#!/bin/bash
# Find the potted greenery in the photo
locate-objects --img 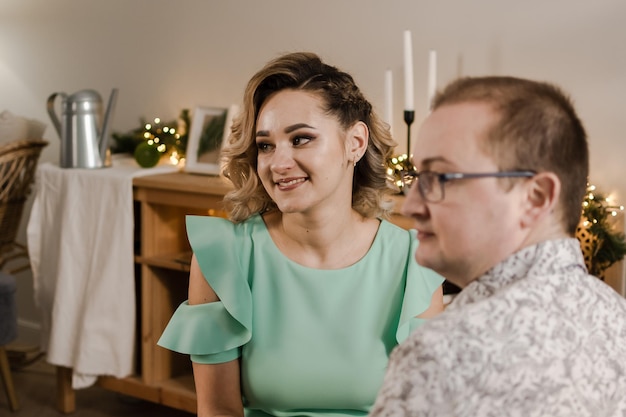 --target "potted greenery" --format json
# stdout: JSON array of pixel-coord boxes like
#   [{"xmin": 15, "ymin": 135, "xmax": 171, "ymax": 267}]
[{"xmin": 576, "ymin": 185, "xmax": 626, "ymax": 279}]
